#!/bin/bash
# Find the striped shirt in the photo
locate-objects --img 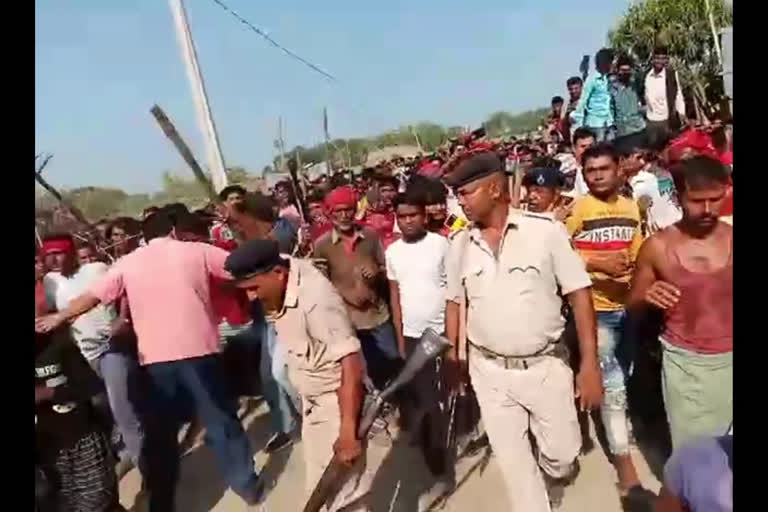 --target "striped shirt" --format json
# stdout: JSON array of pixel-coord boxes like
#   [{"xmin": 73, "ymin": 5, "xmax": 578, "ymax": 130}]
[{"xmin": 566, "ymin": 194, "xmax": 643, "ymax": 311}]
